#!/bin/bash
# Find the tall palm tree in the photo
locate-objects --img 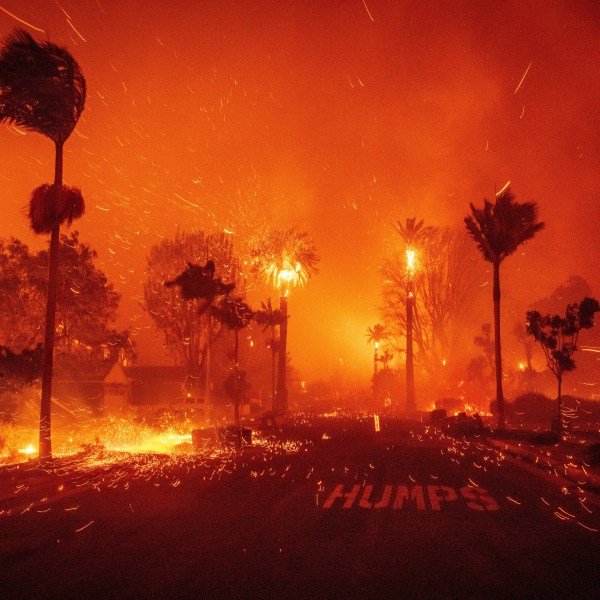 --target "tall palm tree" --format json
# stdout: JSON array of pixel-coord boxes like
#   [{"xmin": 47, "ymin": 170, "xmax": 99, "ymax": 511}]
[
  {"xmin": 251, "ymin": 228, "xmax": 319, "ymax": 413},
  {"xmin": 0, "ymin": 29, "xmax": 86, "ymax": 460},
  {"xmin": 465, "ymin": 188, "xmax": 544, "ymax": 429},
  {"xmin": 394, "ymin": 218, "xmax": 433, "ymax": 413},
  {"xmin": 254, "ymin": 299, "xmax": 284, "ymax": 416}
]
